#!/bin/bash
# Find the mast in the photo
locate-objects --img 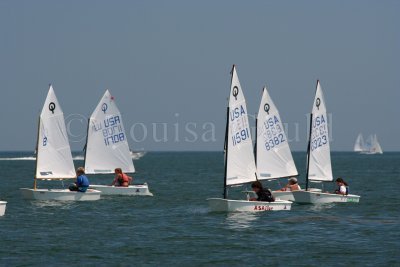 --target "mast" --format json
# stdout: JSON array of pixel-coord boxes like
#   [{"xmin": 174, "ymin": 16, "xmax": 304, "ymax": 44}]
[
  {"xmin": 305, "ymin": 80, "xmax": 319, "ymax": 191},
  {"xmin": 223, "ymin": 106, "xmax": 229, "ymax": 199},
  {"xmin": 305, "ymin": 113, "xmax": 313, "ymax": 191},
  {"xmin": 254, "ymin": 116, "xmax": 257, "ymax": 166},
  {"xmin": 254, "ymin": 115, "xmax": 259, "ymax": 182},
  {"xmin": 33, "ymin": 116, "xmax": 41, "ymax": 190},
  {"xmin": 223, "ymin": 65, "xmax": 235, "ymax": 199},
  {"xmin": 83, "ymin": 118, "xmax": 90, "ymax": 169}
]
